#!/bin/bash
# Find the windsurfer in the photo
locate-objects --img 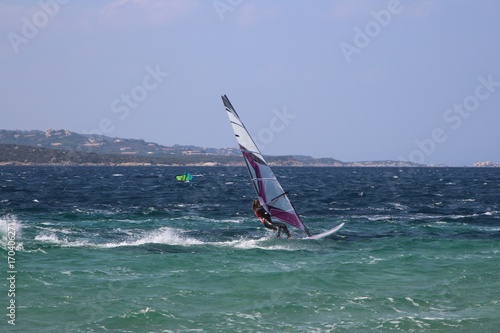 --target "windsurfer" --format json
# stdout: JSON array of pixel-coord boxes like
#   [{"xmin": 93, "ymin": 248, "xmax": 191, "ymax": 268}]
[{"xmin": 252, "ymin": 199, "xmax": 291, "ymax": 238}]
